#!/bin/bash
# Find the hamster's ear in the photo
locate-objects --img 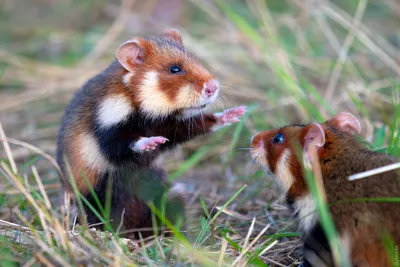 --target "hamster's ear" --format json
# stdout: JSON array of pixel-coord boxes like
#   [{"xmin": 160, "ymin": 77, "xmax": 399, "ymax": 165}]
[
  {"xmin": 303, "ymin": 123, "xmax": 325, "ymax": 160},
  {"xmin": 328, "ymin": 112, "xmax": 361, "ymax": 135},
  {"xmin": 116, "ymin": 38, "xmax": 145, "ymax": 72},
  {"xmin": 162, "ymin": 28, "xmax": 183, "ymax": 45}
]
